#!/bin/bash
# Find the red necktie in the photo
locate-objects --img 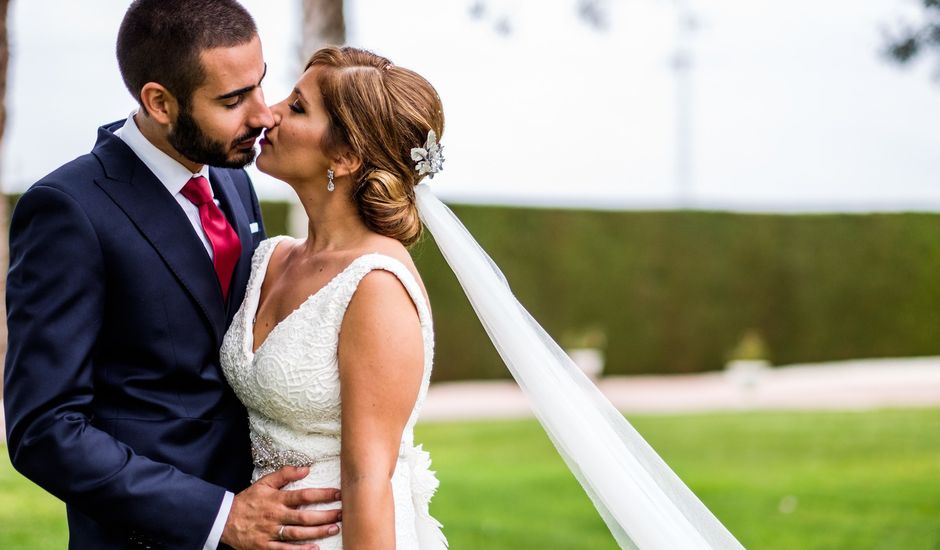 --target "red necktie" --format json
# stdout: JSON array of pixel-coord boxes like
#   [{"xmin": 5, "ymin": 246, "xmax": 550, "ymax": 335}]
[{"xmin": 181, "ymin": 176, "xmax": 242, "ymax": 301}]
